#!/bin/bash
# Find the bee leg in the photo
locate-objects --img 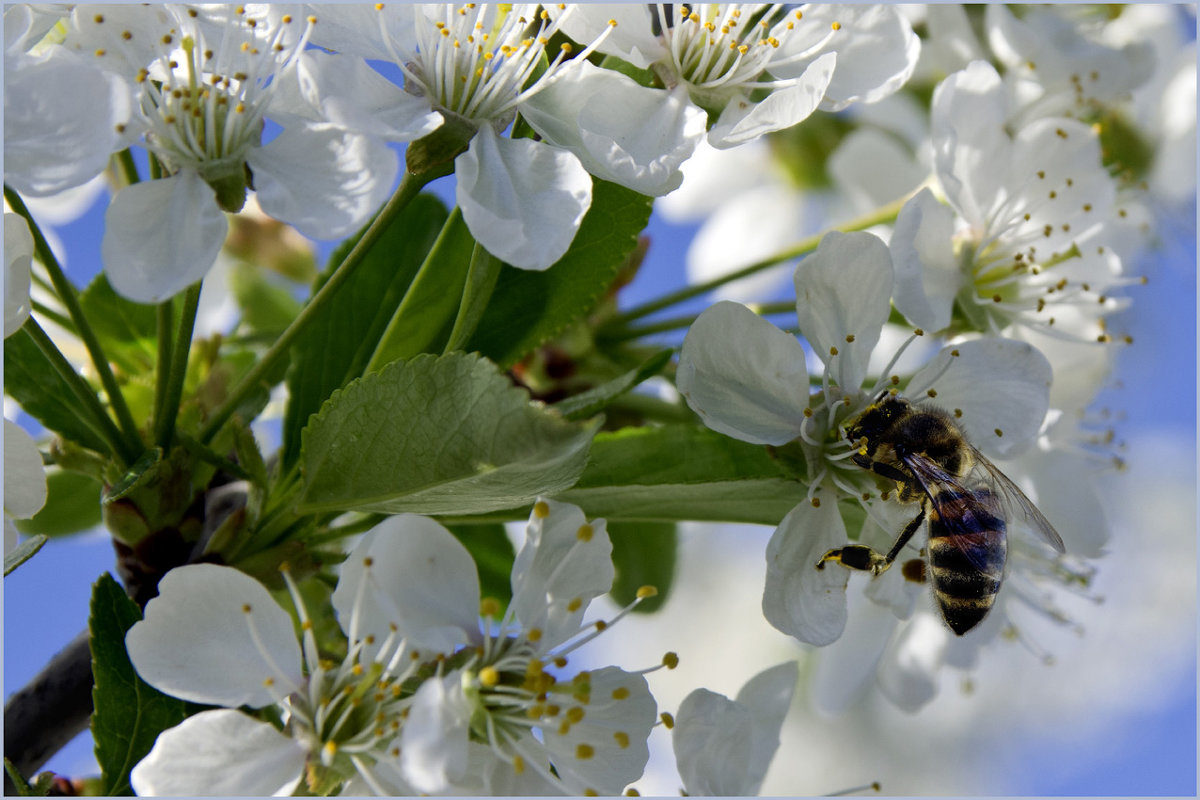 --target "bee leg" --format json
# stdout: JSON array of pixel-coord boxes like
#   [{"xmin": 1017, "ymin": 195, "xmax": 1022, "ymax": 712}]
[{"xmin": 815, "ymin": 506, "xmax": 927, "ymax": 577}]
